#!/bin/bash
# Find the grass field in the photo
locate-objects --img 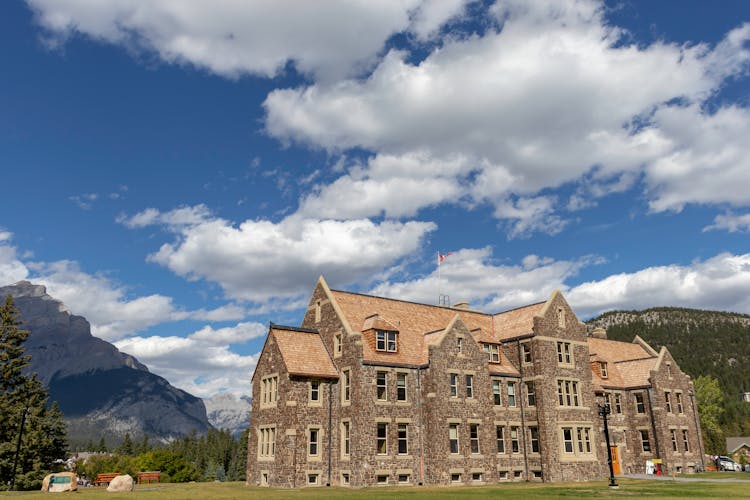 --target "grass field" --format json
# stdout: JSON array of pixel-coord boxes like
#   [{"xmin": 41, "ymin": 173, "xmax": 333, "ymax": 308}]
[{"xmin": 2, "ymin": 477, "xmax": 750, "ymax": 500}]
